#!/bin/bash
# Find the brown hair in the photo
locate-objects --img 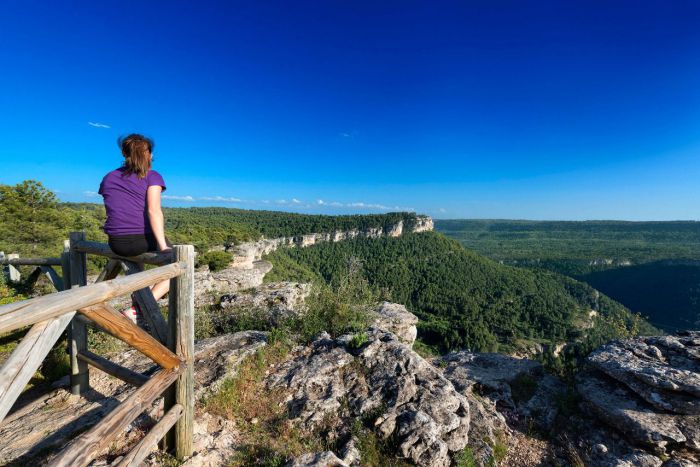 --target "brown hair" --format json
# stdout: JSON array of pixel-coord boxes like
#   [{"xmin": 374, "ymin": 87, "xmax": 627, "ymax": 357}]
[{"xmin": 118, "ymin": 134, "xmax": 154, "ymax": 179}]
